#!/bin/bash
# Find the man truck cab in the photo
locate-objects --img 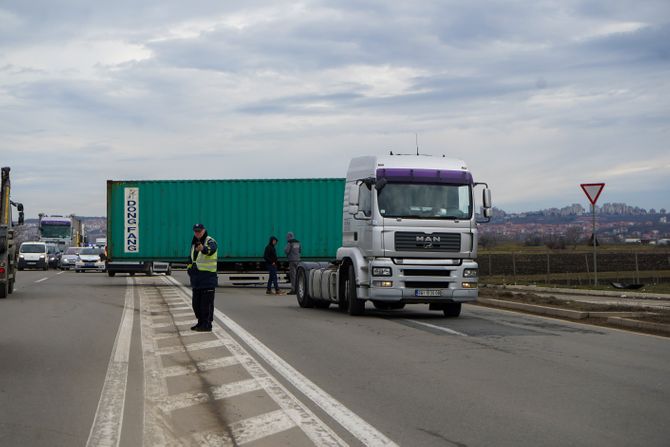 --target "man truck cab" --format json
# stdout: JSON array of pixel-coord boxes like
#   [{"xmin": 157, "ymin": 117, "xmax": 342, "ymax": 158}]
[{"xmin": 295, "ymin": 154, "xmax": 491, "ymax": 317}]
